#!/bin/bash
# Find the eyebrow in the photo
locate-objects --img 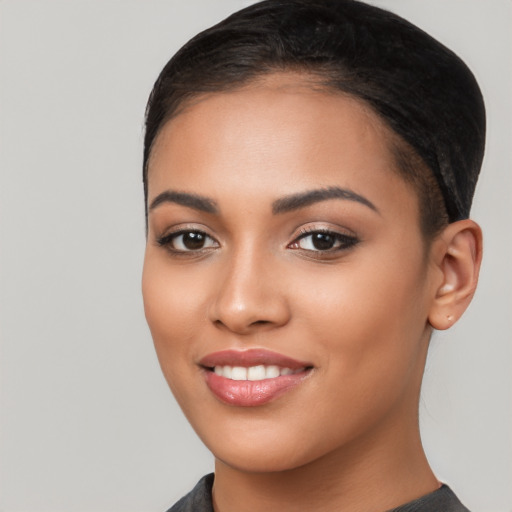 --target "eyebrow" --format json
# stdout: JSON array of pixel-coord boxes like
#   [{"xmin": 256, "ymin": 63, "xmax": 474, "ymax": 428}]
[
  {"xmin": 149, "ymin": 190, "xmax": 218, "ymax": 214},
  {"xmin": 272, "ymin": 186, "xmax": 378, "ymax": 214}
]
